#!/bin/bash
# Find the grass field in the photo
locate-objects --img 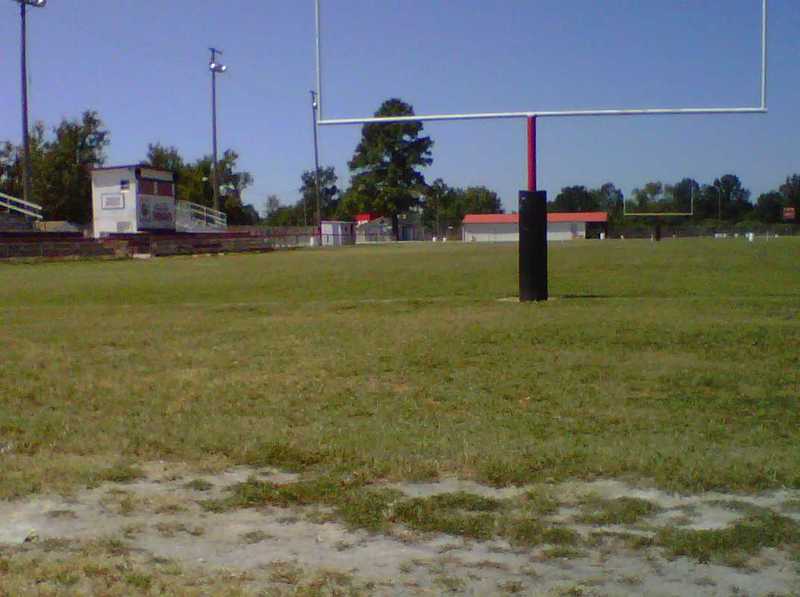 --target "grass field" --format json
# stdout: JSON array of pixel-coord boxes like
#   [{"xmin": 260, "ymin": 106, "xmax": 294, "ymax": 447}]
[{"xmin": 1, "ymin": 239, "xmax": 799, "ymax": 499}]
